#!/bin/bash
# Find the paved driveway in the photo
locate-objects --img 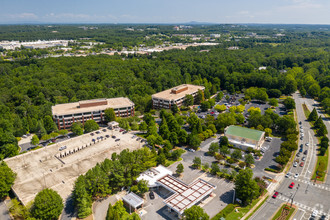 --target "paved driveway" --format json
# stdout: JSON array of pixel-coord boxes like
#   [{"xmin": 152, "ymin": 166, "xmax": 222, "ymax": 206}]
[{"xmin": 0, "ymin": 200, "xmax": 10, "ymax": 220}]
